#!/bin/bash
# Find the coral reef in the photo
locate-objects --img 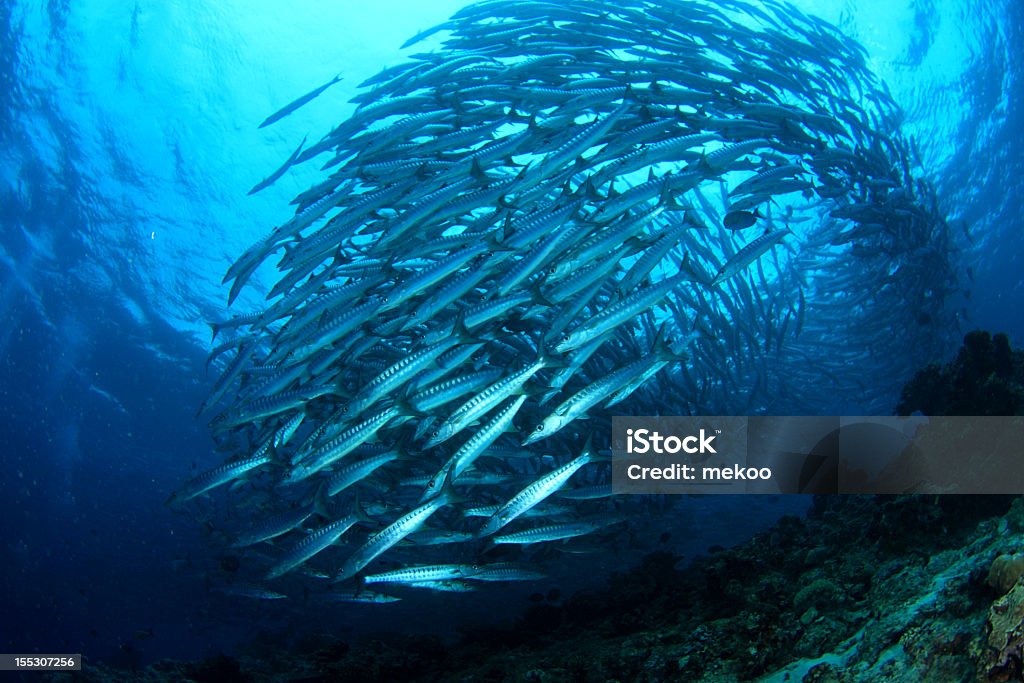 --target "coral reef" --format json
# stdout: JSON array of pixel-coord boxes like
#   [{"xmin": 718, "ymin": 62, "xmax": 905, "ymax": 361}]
[
  {"xmin": 46, "ymin": 495, "xmax": 1022, "ymax": 683},
  {"xmin": 983, "ymin": 581, "xmax": 1024, "ymax": 682},
  {"xmin": 898, "ymin": 330, "xmax": 1024, "ymax": 416},
  {"xmin": 988, "ymin": 554, "xmax": 1024, "ymax": 595}
]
